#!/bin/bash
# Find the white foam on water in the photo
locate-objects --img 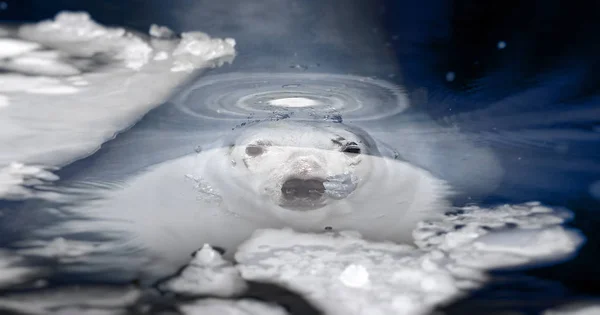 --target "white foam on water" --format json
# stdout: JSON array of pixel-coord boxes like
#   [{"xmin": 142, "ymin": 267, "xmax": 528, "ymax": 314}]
[{"xmin": 235, "ymin": 229, "xmax": 459, "ymax": 315}]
